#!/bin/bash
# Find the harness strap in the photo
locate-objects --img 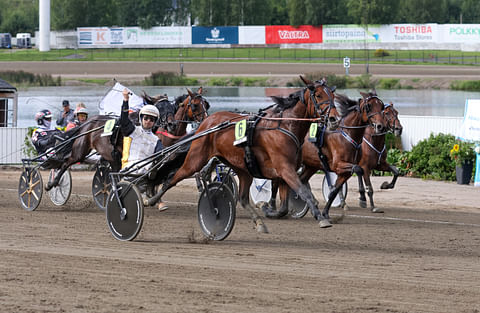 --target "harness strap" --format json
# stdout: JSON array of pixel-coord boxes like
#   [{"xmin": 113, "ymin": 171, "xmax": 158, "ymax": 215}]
[
  {"xmin": 363, "ymin": 136, "xmax": 386, "ymax": 165},
  {"xmin": 156, "ymin": 129, "xmax": 182, "ymax": 139},
  {"xmin": 340, "ymin": 129, "xmax": 362, "ymax": 162}
]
